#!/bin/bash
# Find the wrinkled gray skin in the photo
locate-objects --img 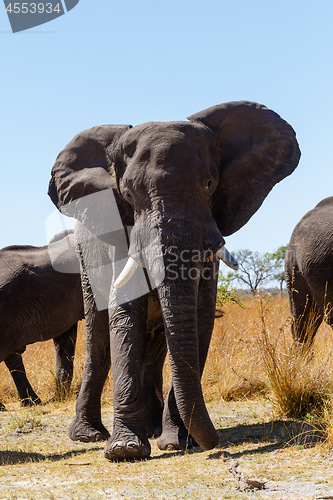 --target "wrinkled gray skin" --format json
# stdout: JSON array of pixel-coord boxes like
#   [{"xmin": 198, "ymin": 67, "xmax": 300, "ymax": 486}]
[
  {"xmin": 285, "ymin": 197, "xmax": 333, "ymax": 345},
  {"xmin": 0, "ymin": 230, "xmax": 84, "ymax": 408},
  {"xmin": 48, "ymin": 101, "xmax": 300, "ymax": 460}
]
